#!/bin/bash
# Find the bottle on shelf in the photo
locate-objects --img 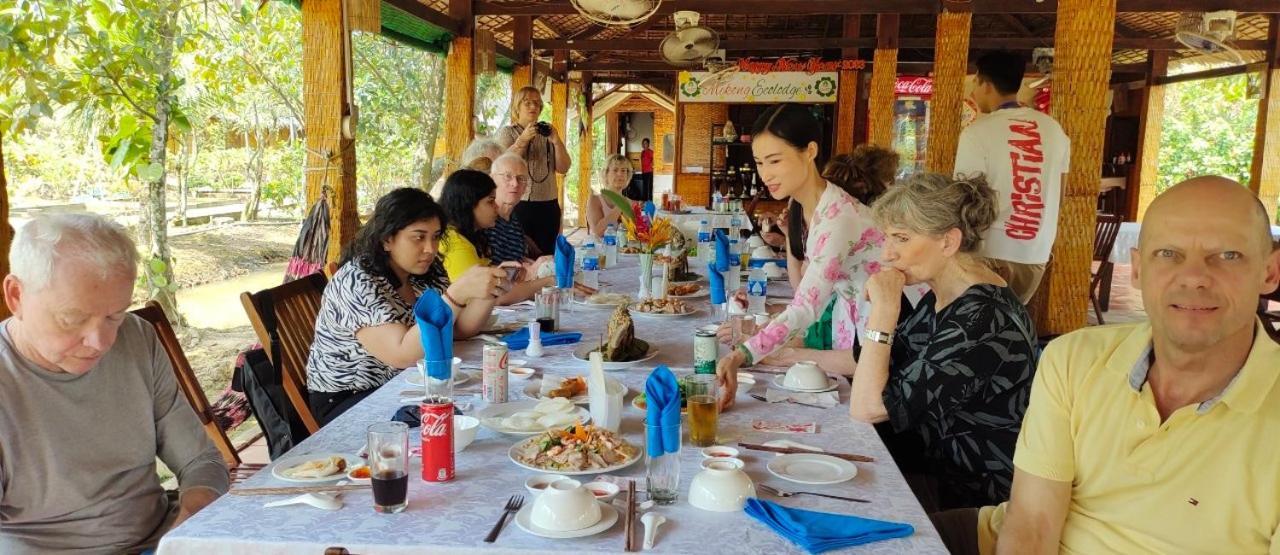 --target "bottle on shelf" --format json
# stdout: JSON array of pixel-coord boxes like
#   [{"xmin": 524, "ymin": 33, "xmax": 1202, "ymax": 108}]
[{"xmin": 725, "ymin": 166, "xmax": 739, "ymax": 201}]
